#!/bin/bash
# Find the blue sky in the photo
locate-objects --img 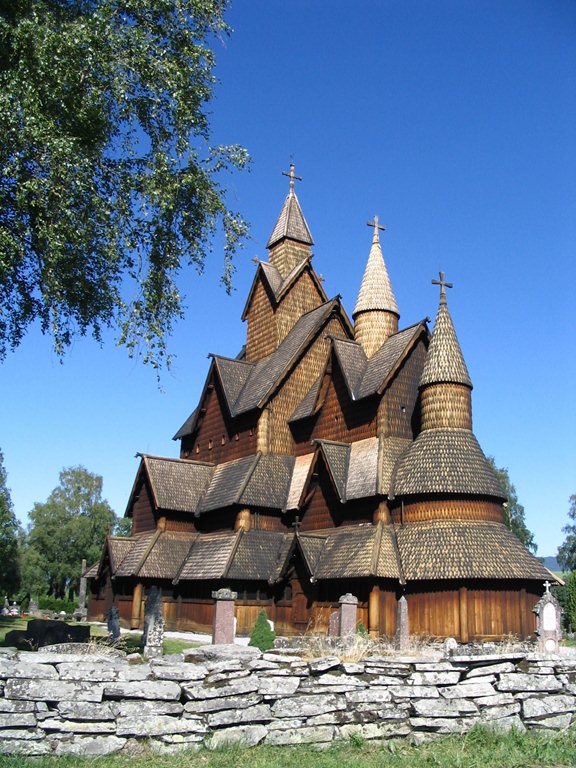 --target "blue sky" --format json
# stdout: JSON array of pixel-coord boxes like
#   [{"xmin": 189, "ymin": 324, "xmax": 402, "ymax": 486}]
[{"xmin": 1, "ymin": 0, "xmax": 574, "ymax": 558}]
